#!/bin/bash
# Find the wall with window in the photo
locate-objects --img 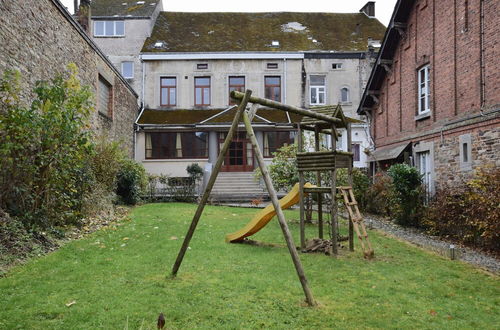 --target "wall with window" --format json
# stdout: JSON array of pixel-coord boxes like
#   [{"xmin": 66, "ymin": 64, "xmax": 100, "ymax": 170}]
[
  {"xmin": 136, "ymin": 131, "xmax": 209, "ymax": 177},
  {"xmin": 0, "ymin": 0, "xmax": 138, "ymax": 157},
  {"xmin": 91, "ymin": 4, "xmax": 162, "ymax": 97},
  {"xmin": 143, "ymin": 59, "xmax": 304, "ymax": 109}
]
